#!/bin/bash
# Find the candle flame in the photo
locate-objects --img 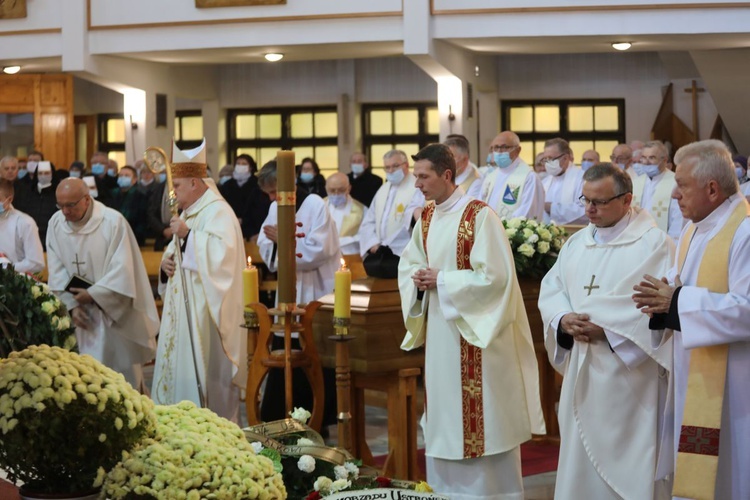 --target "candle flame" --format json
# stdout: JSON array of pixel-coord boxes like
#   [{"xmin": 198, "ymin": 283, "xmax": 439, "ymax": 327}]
[
  {"xmin": 247, "ymin": 256, "xmax": 252, "ymax": 267},
  {"xmin": 340, "ymin": 257, "xmax": 347, "ymax": 270}
]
